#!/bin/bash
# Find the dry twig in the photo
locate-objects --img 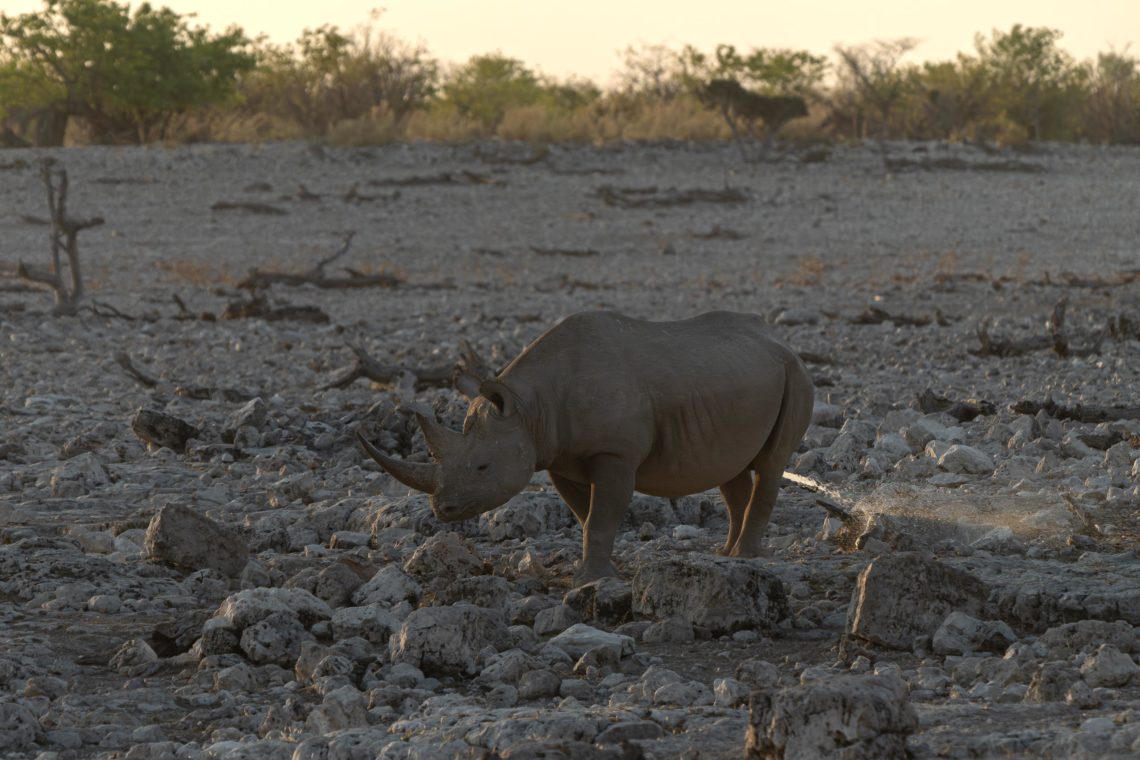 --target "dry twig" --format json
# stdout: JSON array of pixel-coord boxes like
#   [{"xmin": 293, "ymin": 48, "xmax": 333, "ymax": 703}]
[
  {"xmin": 16, "ymin": 160, "xmax": 104, "ymax": 315},
  {"xmin": 324, "ymin": 345, "xmax": 454, "ymax": 391},
  {"xmin": 237, "ymin": 233, "xmax": 402, "ymax": 291}
]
